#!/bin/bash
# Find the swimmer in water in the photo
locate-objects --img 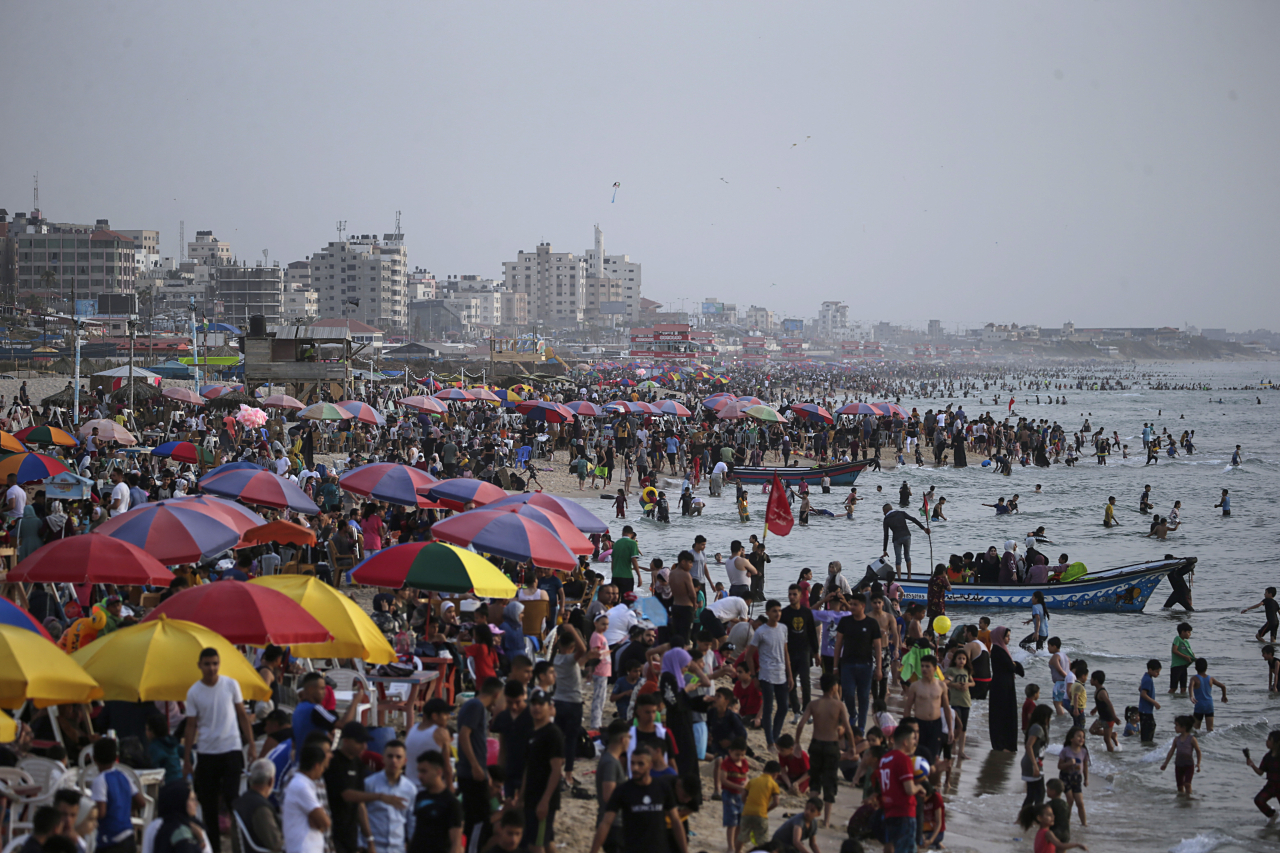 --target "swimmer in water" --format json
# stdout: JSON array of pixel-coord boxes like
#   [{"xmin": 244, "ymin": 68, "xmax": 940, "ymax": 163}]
[{"xmin": 1103, "ymin": 496, "xmax": 1119, "ymax": 528}]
